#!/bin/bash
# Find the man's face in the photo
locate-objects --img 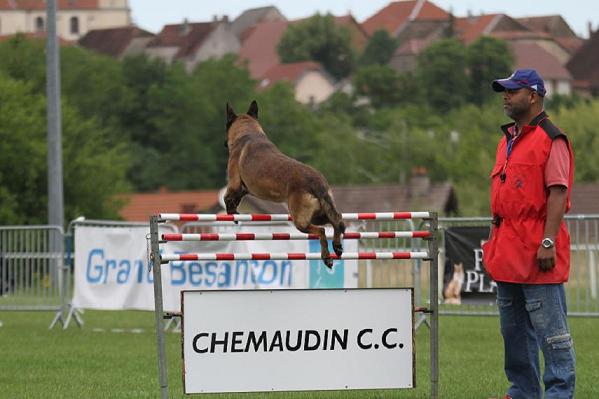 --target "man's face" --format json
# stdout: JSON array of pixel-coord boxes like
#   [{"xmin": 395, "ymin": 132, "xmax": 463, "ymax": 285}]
[{"xmin": 502, "ymin": 88, "xmax": 535, "ymax": 120}]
